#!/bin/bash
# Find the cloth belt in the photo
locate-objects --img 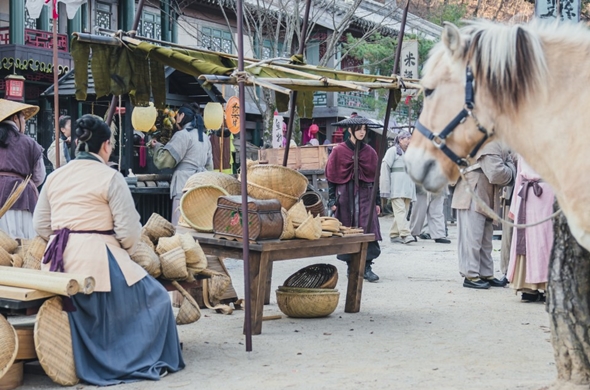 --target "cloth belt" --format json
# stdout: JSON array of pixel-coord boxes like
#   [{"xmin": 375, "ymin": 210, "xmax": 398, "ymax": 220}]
[
  {"xmin": 43, "ymin": 228, "xmax": 115, "ymax": 273},
  {"xmin": 462, "ymin": 162, "xmax": 481, "ymax": 174}
]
